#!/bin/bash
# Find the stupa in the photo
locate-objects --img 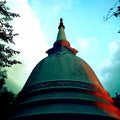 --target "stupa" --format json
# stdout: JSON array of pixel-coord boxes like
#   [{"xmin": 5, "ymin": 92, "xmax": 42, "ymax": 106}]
[{"xmin": 9, "ymin": 18, "xmax": 120, "ymax": 120}]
